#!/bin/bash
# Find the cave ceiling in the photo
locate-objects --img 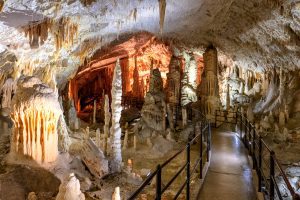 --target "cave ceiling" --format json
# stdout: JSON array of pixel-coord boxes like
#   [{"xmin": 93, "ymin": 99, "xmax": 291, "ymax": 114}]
[{"xmin": 0, "ymin": 0, "xmax": 299, "ymax": 75}]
